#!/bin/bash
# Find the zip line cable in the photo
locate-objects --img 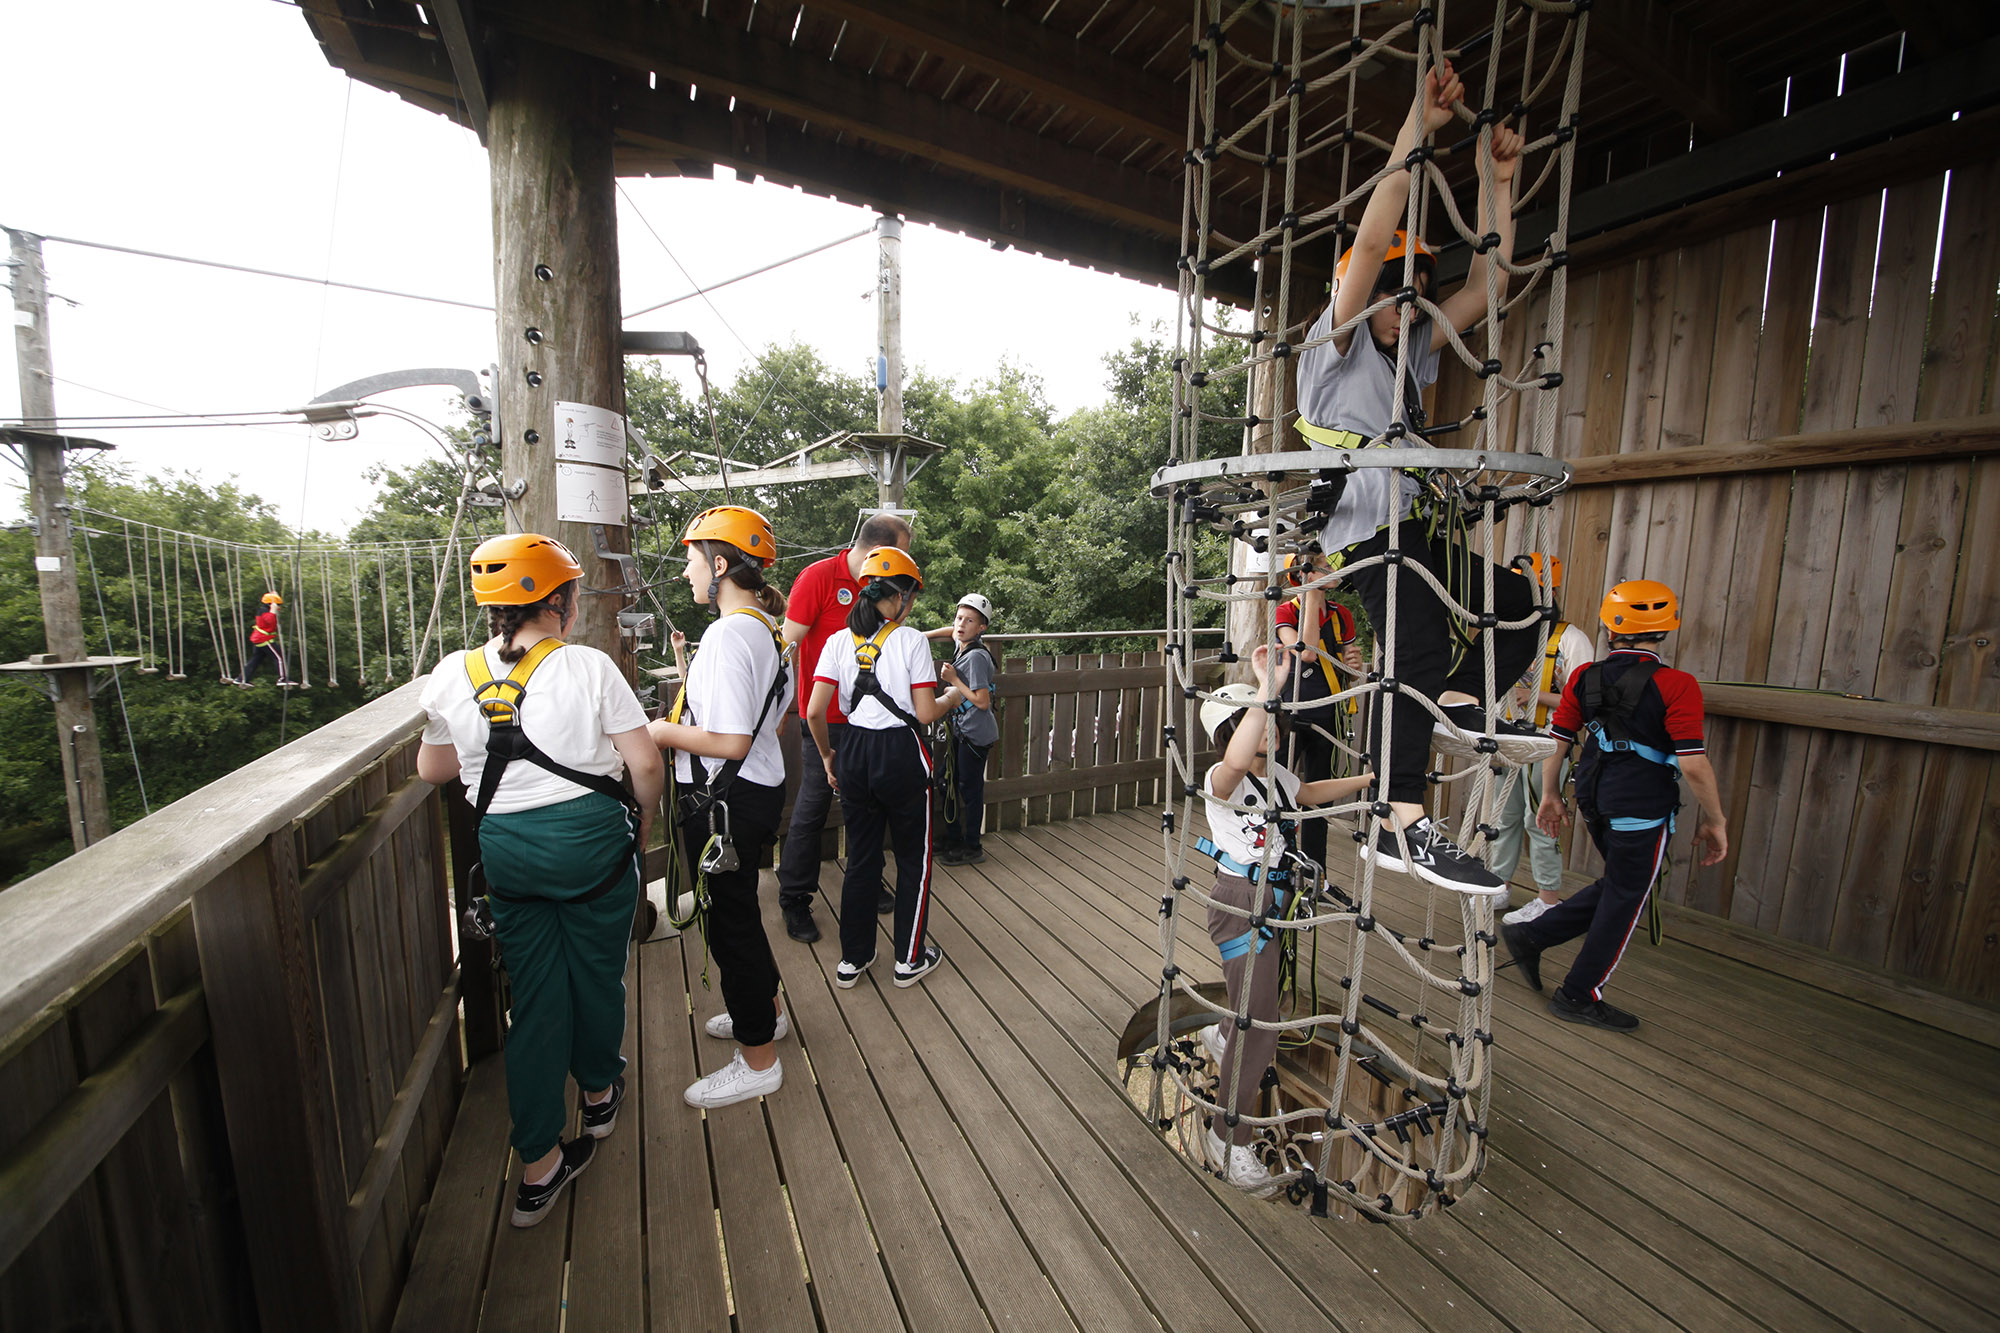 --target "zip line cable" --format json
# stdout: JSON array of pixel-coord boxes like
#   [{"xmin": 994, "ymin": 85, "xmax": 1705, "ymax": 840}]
[{"xmin": 622, "ymin": 225, "xmax": 874, "ymax": 320}]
